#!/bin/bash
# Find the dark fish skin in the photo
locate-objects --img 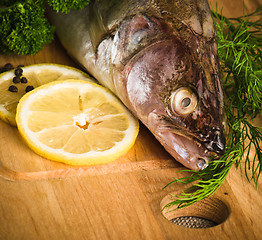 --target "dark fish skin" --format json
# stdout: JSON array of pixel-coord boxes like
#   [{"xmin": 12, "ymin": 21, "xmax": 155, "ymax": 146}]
[{"xmin": 47, "ymin": 0, "xmax": 226, "ymax": 171}]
